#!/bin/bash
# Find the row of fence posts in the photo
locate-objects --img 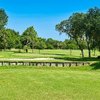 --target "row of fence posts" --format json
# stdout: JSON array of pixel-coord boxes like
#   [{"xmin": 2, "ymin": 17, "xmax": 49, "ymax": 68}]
[{"xmin": 0, "ymin": 61, "xmax": 90, "ymax": 67}]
